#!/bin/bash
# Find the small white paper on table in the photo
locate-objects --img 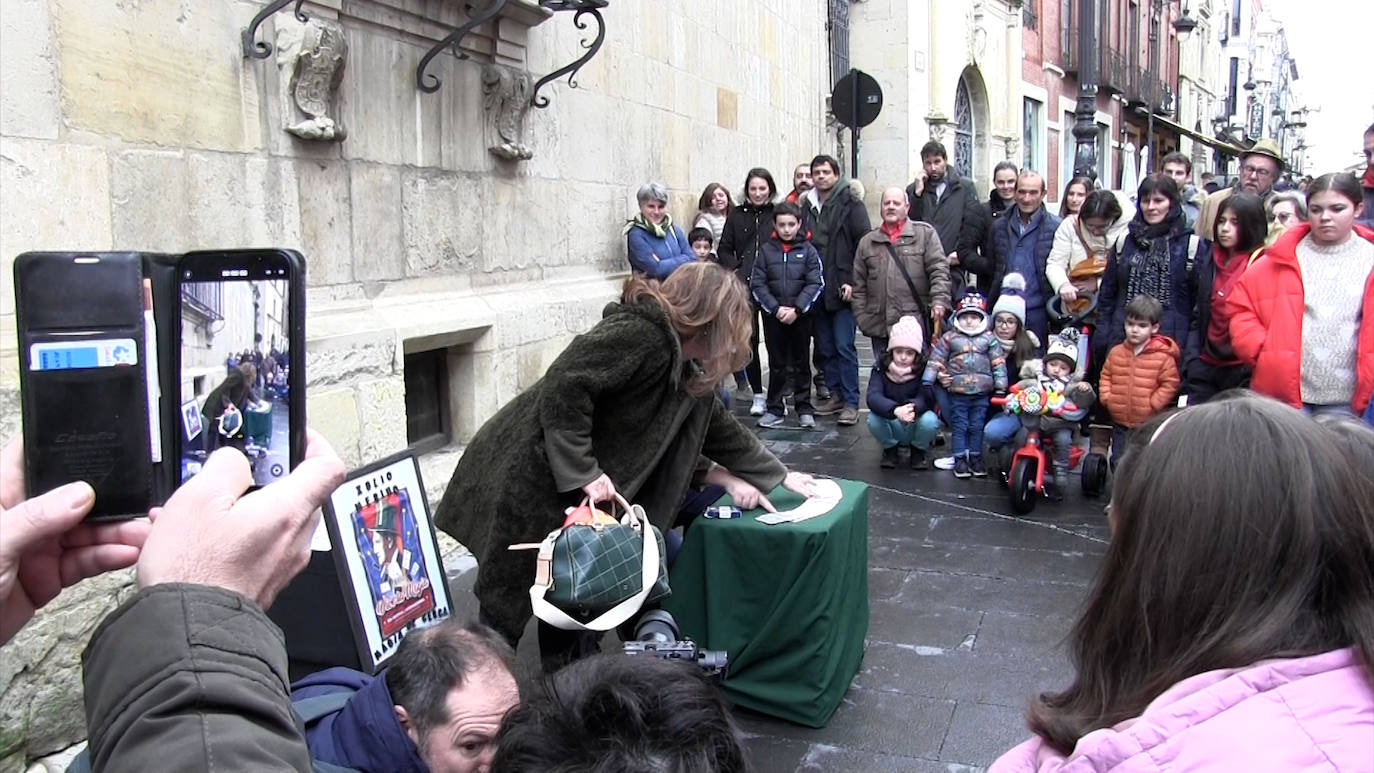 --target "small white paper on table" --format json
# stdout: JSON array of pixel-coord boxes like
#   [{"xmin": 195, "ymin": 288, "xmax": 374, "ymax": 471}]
[{"xmin": 755, "ymin": 479, "xmax": 843, "ymax": 524}]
